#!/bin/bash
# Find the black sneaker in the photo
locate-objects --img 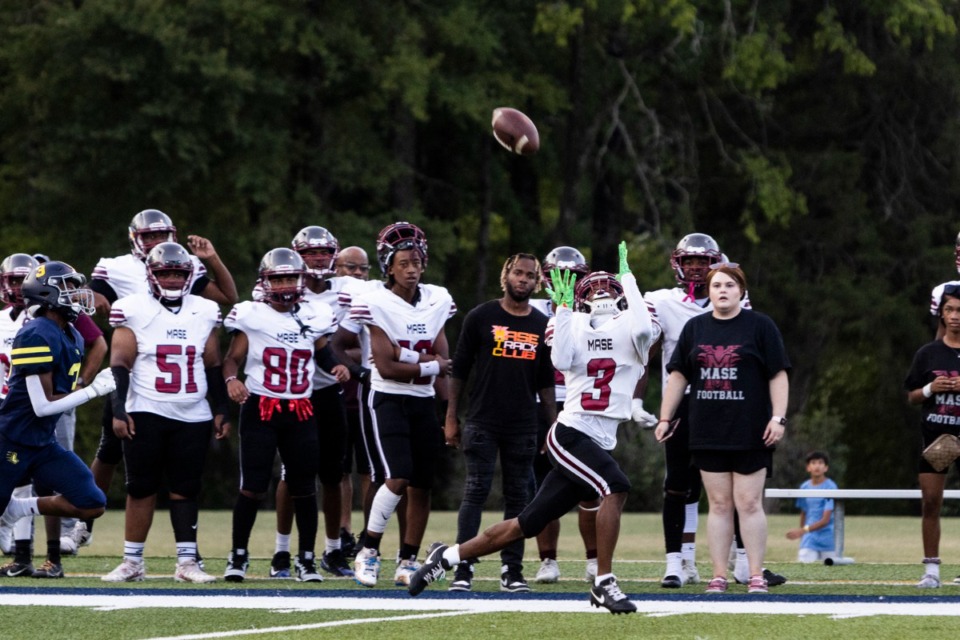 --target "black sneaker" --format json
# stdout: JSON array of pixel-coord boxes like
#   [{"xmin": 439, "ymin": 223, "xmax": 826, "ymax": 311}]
[
  {"xmin": 448, "ymin": 561, "xmax": 473, "ymax": 592},
  {"xmin": 224, "ymin": 550, "xmax": 249, "ymax": 583},
  {"xmin": 32, "ymin": 560, "xmax": 63, "ymax": 579},
  {"xmin": 320, "ymin": 549, "xmax": 355, "ymax": 577},
  {"xmin": 763, "ymin": 568, "xmax": 787, "ymax": 587},
  {"xmin": 590, "ymin": 576, "xmax": 636, "ymax": 614},
  {"xmin": 294, "ymin": 553, "xmax": 323, "ymax": 582},
  {"xmin": 339, "ymin": 528, "xmax": 358, "ymax": 558},
  {"xmin": 660, "ymin": 573, "xmax": 682, "ymax": 589},
  {"xmin": 500, "ymin": 567, "xmax": 531, "ymax": 593},
  {"xmin": 0, "ymin": 561, "xmax": 33, "ymax": 577},
  {"xmin": 270, "ymin": 551, "xmax": 291, "ymax": 578},
  {"xmin": 408, "ymin": 542, "xmax": 450, "ymax": 596}
]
